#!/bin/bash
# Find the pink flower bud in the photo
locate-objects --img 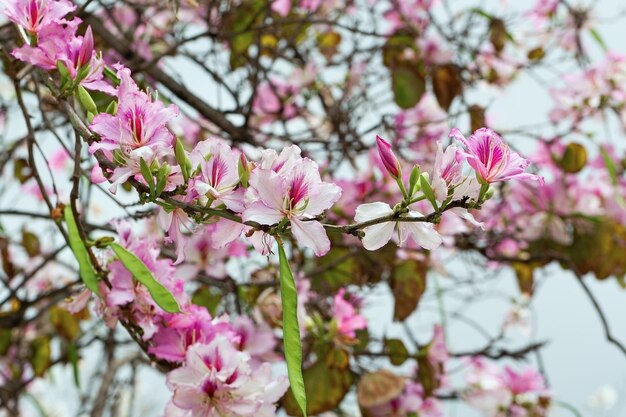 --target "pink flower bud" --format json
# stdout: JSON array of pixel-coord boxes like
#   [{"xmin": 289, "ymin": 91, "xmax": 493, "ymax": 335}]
[
  {"xmin": 376, "ymin": 135, "xmax": 401, "ymax": 178},
  {"xmin": 77, "ymin": 26, "xmax": 94, "ymax": 69}
]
